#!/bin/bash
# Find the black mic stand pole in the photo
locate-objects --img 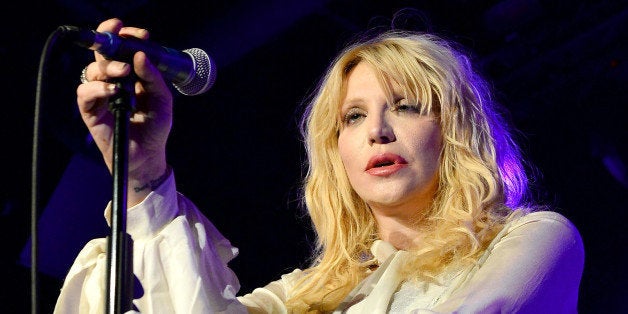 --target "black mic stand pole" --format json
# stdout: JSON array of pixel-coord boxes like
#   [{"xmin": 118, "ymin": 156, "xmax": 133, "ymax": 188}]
[{"xmin": 106, "ymin": 75, "xmax": 135, "ymax": 314}]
